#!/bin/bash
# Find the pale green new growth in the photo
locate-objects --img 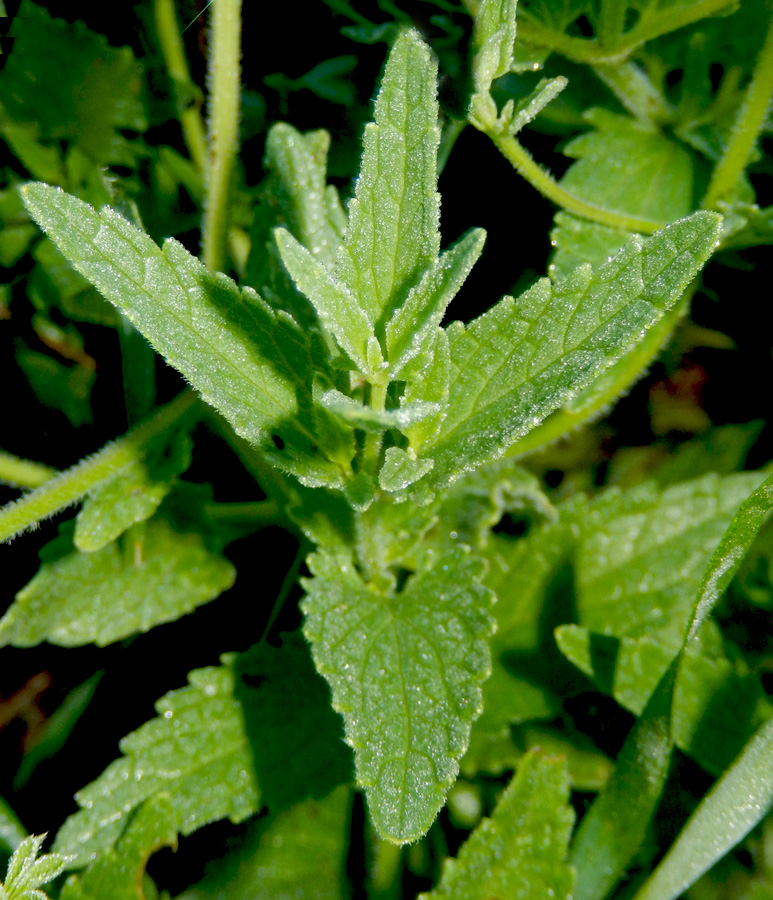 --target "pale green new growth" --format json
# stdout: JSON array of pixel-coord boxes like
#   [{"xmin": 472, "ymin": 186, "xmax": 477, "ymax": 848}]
[
  {"xmin": 53, "ymin": 663, "xmax": 260, "ymax": 867},
  {"xmin": 334, "ymin": 30, "xmax": 440, "ymax": 328},
  {"xmin": 275, "ymin": 228, "xmax": 378, "ymax": 373},
  {"xmin": 0, "ymin": 519, "xmax": 235, "ymax": 648},
  {"xmin": 302, "ymin": 547, "xmax": 495, "ymax": 843},
  {"xmin": 0, "ymin": 835, "xmax": 68, "ymax": 900},
  {"xmin": 420, "ymin": 751, "xmax": 574, "ymax": 900},
  {"xmin": 385, "ymin": 228, "xmax": 485, "ymax": 377},
  {"xmin": 264, "ymin": 124, "xmax": 343, "ymax": 268}
]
